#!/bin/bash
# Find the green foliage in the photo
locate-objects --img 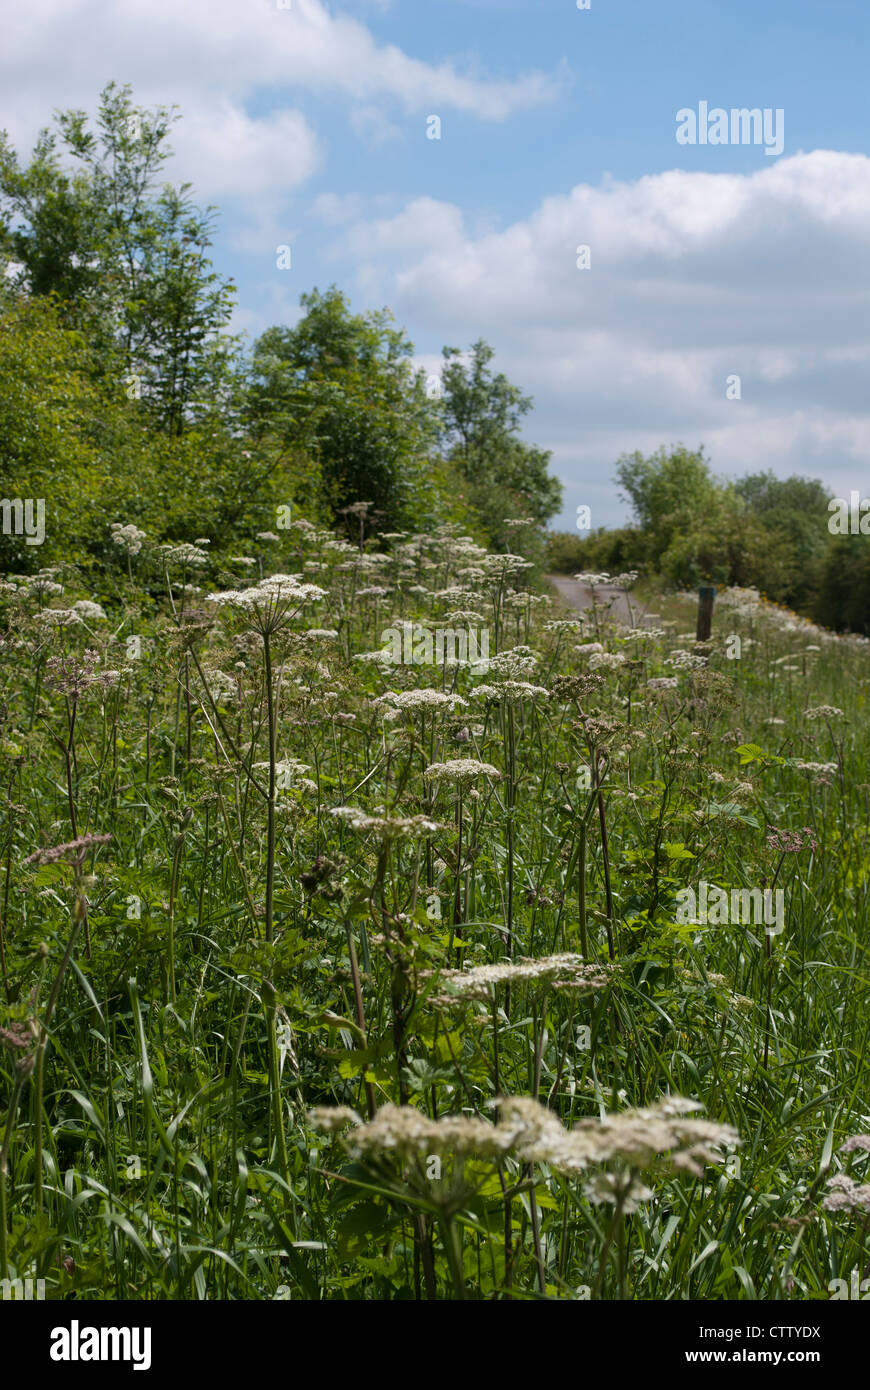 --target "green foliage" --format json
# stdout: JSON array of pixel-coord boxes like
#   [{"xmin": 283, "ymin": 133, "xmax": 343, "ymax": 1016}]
[
  {"xmin": 0, "ymin": 535, "xmax": 867, "ymax": 1301},
  {"xmin": 813, "ymin": 534, "xmax": 870, "ymax": 635},
  {"xmin": 613, "ymin": 447, "xmax": 843, "ymax": 619},
  {"xmin": 440, "ymin": 339, "xmax": 563, "ymax": 547},
  {"xmin": 546, "ymin": 527, "xmax": 644, "ymax": 575},
  {"xmin": 734, "ymin": 472, "xmax": 831, "ymax": 609},
  {"xmin": 248, "ymin": 287, "xmax": 442, "ymax": 530},
  {"xmin": 0, "ymin": 81, "xmax": 237, "ymax": 435},
  {"xmin": 0, "ymin": 286, "xmax": 323, "ymax": 576}
]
